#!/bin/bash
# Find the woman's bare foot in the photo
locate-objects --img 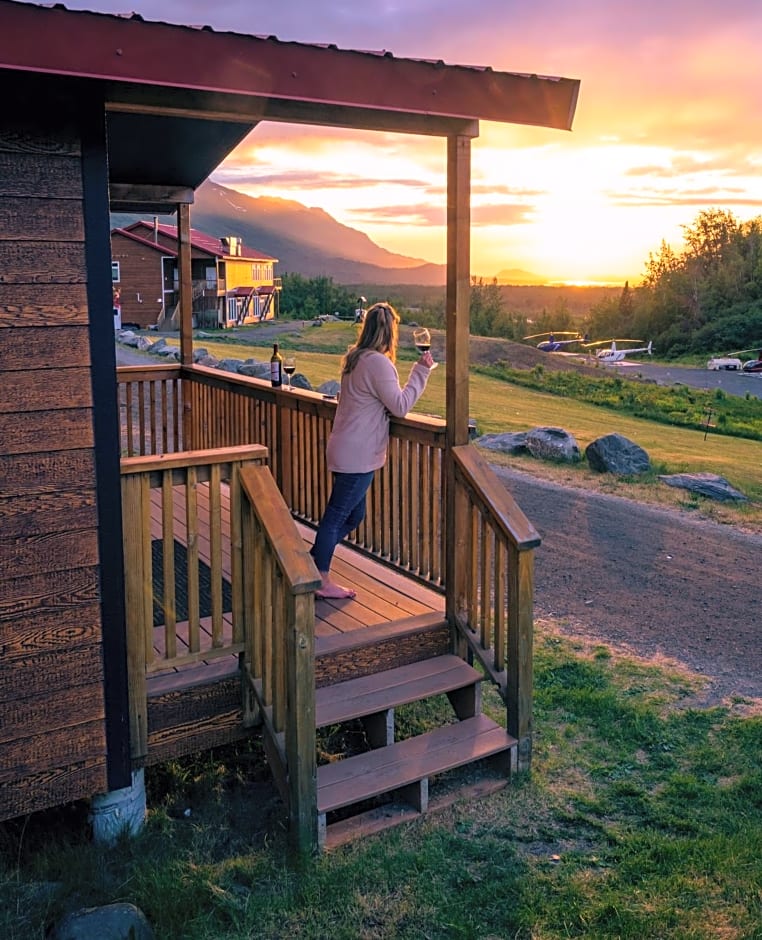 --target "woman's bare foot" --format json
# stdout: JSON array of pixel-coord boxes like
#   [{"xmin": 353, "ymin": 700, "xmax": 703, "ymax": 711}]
[{"xmin": 316, "ymin": 579, "xmax": 356, "ymax": 599}]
